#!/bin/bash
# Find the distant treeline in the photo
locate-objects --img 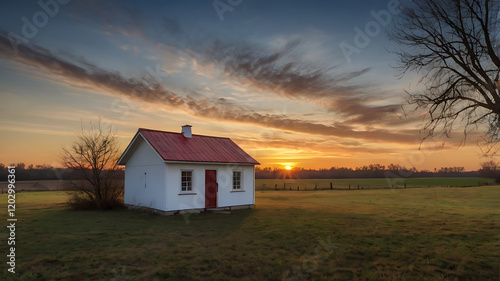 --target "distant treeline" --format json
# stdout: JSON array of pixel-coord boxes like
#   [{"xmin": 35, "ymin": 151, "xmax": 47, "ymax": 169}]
[
  {"xmin": 256, "ymin": 163, "xmax": 500, "ymax": 180},
  {"xmin": 1, "ymin": 162, "xmax": 499, "ymax": 181},
  {"xmin": 0, "ymin": 163, "xmax": 123, "ymax": 181}
]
